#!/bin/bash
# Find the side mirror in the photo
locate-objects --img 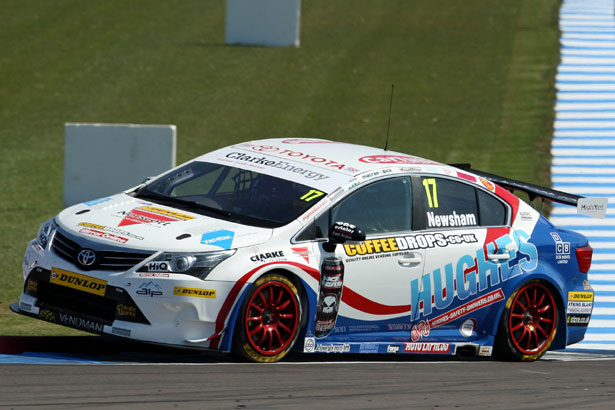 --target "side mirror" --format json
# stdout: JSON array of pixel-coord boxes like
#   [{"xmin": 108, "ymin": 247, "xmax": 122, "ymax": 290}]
[{"xmin": 323, "ymin": 221, "xmax": 366, "ymax": 252}]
